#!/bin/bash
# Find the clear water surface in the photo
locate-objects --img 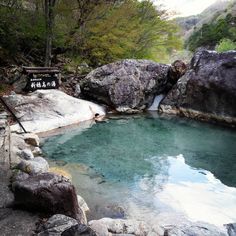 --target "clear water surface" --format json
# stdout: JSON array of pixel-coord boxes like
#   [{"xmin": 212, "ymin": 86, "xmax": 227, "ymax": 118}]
[{"xmin": 42, "ymin": 113, "xmax": 236, "ymax": 226}]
